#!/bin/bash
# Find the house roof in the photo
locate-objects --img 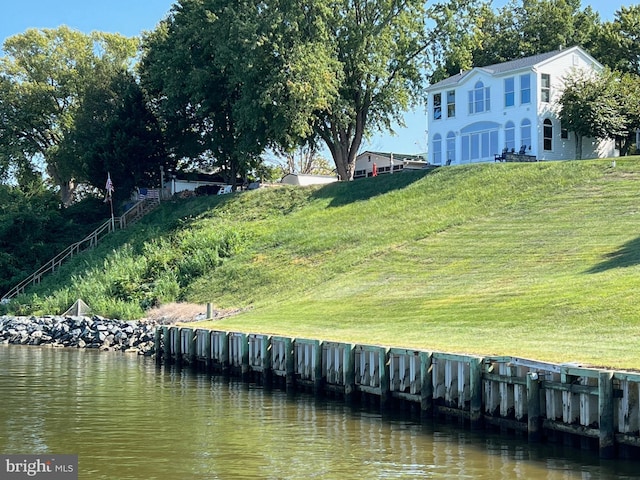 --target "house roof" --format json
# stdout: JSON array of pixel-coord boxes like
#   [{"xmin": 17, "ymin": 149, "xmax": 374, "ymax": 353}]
[
  {"xmin": 281, "ymin": 173, "xmax": 337, "ymax": 180},
  {"xmin": 172, "ymin": 171, "xmax": 225, "ymax": 182},
  {"xmin": 427, "ymin": 46, "xmax": 596, "ymax": 91},
  {"xmin": 359, "ymin": 151, "xmax": 426, "ymax": 162}
]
